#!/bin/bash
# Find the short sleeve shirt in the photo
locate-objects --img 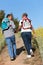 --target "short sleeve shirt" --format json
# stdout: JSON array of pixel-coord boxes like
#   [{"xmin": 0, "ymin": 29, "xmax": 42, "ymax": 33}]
[
  {"xmin": 4, "ymin": 20, "xmax": 15, "ymax": 38},
  {"xmin": 19, "ymin": 20, "xmax": 32, "ymax": 32}
]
